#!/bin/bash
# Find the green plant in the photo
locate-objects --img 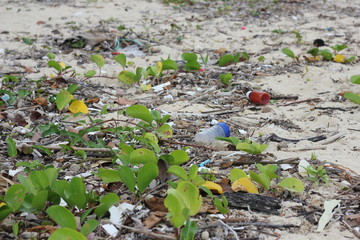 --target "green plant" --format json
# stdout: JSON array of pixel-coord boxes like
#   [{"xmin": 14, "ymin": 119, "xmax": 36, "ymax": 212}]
[
  {"xmin": 282, "ymin": 48, "xmax": 300, "ymax": 63},
  {"xmin": 22, "ymin": 37, "xmax": 36, "ymax": 55},
  {"xmin": 219, "ymin": 73, "xmax": 232, "ymax": 85},
  {"xmin": 305, "ymin": 165, "xmax": 330, "ymax": 185},
  {"xmin": 343, "ymin": 75, "xmax": 360, "ymax": 105},
  {"xmin": 200, "ymin": 54, "xmax": 209, "ymax": 69},
  {"xmin": 181, "ymin": 52, "xmax": 201, "ymax": 71},
  {"xmin": 217, "ymin": 136, "xmax": 267, "ymax": 155},
  {"xmin": 291, "ymin": 30, "xmax": 302, "ymax": 44},
  {"xmin": 230, "ymin": 164, "xmax": 304, "ymax": 193},
  {"xmin": 218, "ymin": 52, "xmax": 249, "ymax": 67},
  {"xmin": 0, "ymin": 167, "xmax": 119, "ymax": 238}
]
